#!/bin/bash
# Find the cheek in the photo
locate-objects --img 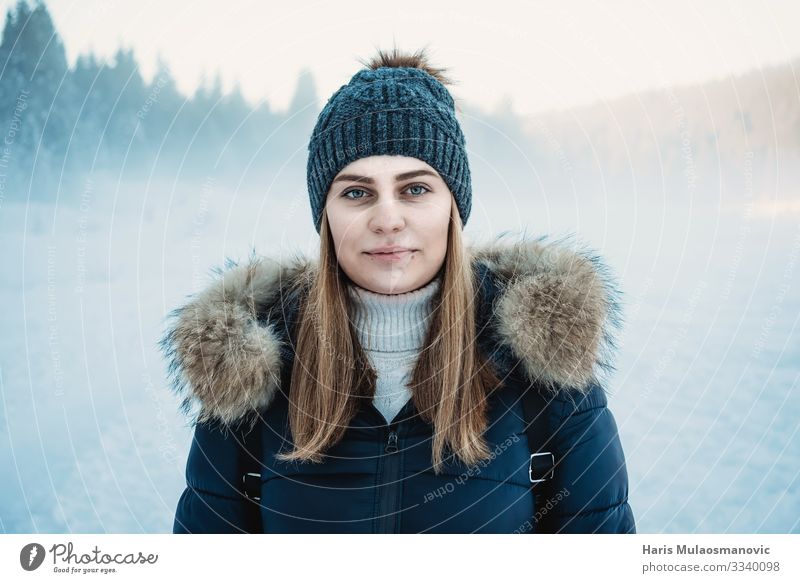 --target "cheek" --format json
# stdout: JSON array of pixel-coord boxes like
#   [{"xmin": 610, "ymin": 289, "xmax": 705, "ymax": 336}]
[
  {"xmin": 413, "ymin": 203, "xmax": 450, "ymax": 257},
  {"xmin": 326, "ymin": 207, "xmax": 362, "ymax": 258},
  {"xmin": 325, "ymin": 203, "xmax": 349, "ymax": 241},
  {"xmin": 418, "ymin": 198, "xmax": 451, "ymax": 234}
]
